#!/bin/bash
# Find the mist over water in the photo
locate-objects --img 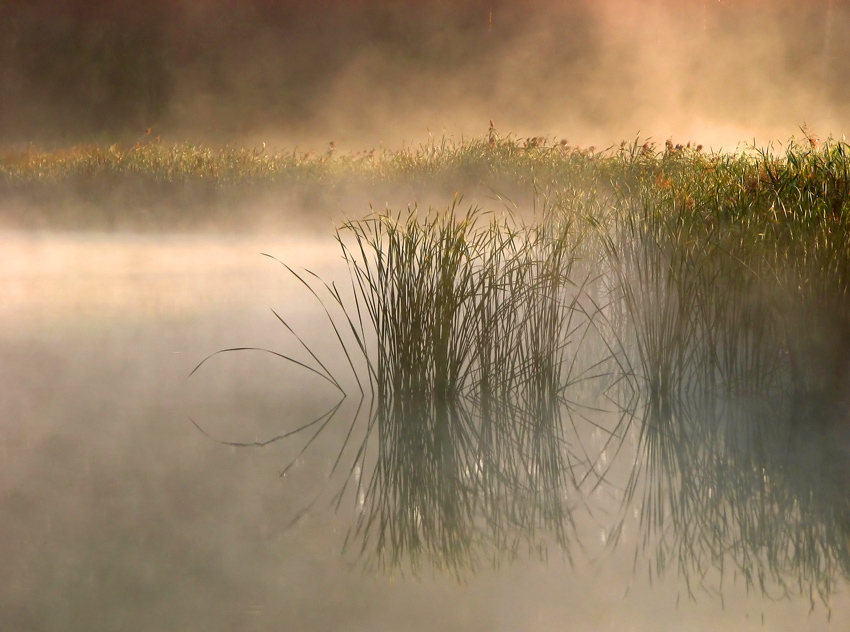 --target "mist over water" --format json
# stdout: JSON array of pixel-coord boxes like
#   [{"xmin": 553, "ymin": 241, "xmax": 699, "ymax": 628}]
[
  {"xmin": 4, "ymin": 1, "xmax": 850, "ymax": 630},
  {"xmin": 3, "ymin": 231, "xmax": 849, "ymax": 631}
]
